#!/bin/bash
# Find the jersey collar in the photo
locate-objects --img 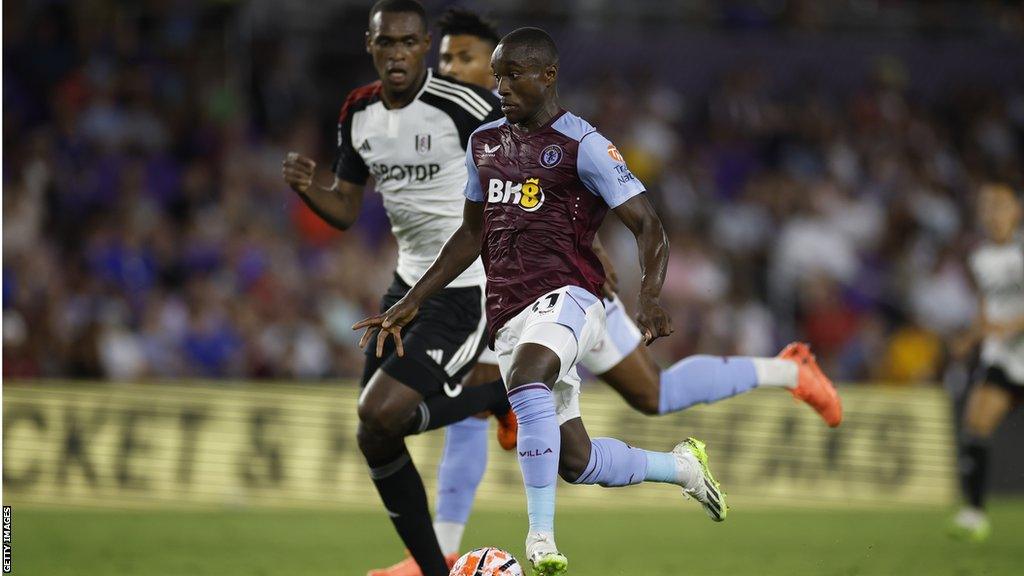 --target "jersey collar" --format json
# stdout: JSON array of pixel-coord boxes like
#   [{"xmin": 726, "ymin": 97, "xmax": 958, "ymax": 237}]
[
  {"xmin": 510, "ymin": 108, "xmax": 567, "ymax": 136},
  {"xmin": 414, "ymin": 68, "xmax": 433, "ymax": 102}
]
